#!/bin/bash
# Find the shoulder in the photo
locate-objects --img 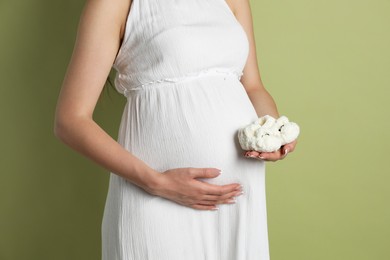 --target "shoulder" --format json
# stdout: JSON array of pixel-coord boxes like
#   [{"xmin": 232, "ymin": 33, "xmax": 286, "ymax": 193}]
[
  {"xmin": 82, "ymin": 0, "xmax": 133, "ymax": 42},
  {"xmin": 225, "ymin": 0, "xmax": 236, "ymax": 15},
  {"xmin": 225, "ymin": 0, "xmax": 251, "ymax": 17}
]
